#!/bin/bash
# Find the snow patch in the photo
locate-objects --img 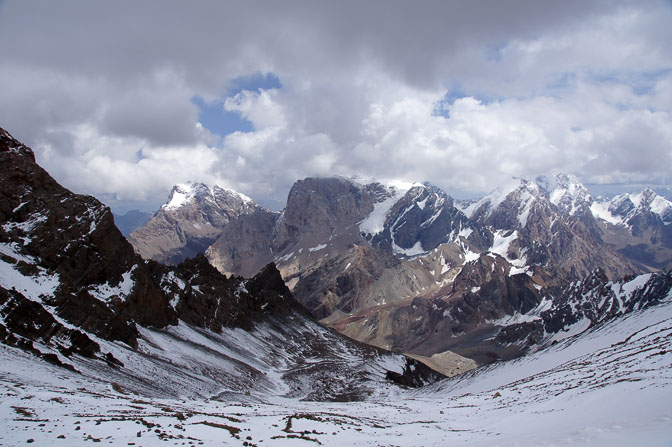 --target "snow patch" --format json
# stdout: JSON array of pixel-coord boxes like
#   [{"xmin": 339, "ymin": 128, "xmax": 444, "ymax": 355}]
[
  {"xmin": 463, "ymin": 250, "xmax": 480, "ymax": 263},
  {"xmin": 359, "ymin": 184, "xmax": 411, "ymax": 235},
  {"xmin": 590, "ymin": 201, "xmax": 623, "ymax": 225},
  {"xmin": 309, "ymin": 244, "xmax": 327, "ymax": 252},
  {"xmin": 0, "ymin": 258, "xmax": 60, "ymax": 302},
  {"xmin": 89, "ymin": 268, "xmax": 136, "ymax": 303}
]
